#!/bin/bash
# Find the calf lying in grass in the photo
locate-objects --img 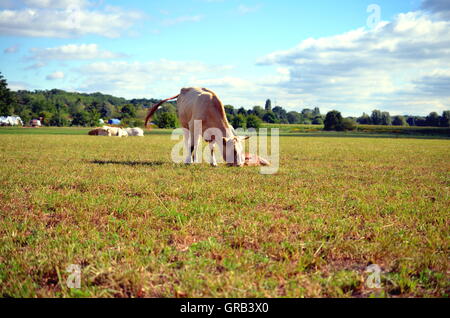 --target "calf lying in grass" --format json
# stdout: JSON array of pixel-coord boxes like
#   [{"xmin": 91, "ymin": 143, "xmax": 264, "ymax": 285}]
[{"xmin": 244, "ymin": 153, "xmax": 270, "ymax": 166}]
